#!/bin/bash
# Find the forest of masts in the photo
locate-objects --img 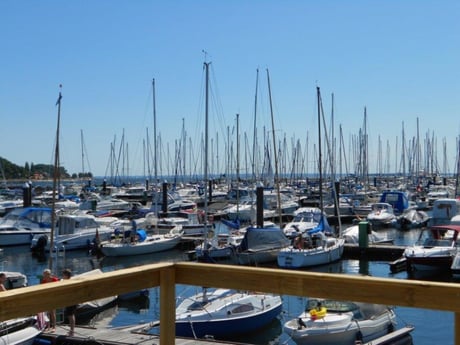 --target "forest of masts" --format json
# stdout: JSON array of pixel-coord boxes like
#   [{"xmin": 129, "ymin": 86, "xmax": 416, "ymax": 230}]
[{"xmin": 99, "ymin": 69, "xmax": 460, "ymax": 188}]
